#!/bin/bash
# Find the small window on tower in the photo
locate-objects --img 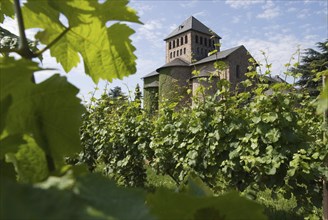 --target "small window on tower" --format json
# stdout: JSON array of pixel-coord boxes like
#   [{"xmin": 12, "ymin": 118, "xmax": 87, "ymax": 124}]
[
  {"xmin": 173, "ymin": 41, "xmax": 175, "ymax": 48},
  {"xmin": 200, "ymin": 37, "xmax": 203, "ymax": 45},
  {"xmin": 195, "ymin": 35, "xmax": 198, "ymax": 44},
  {"xmin": 236, "ymin": 65, "xmax": 240, "ymax": 78},
  {"xmin": 180, "ymin": 48, "xmax": 182, "ymax": 55},
  {"xmin": 169, "ymin": 42, "xmax": 172, "ymax": 49},
  {"xmin": 184, "ymin": 48, "xmax": 186, "ymax": 54},
  {"xmin": 177, "ymin": 38, "xmax": 179, "ymax": 47},
  {"xmin": 185, "ymin": 35, "xmax": 188, "ymax": 43},
  {"xmin": 181, "ymin": 37, "xmax": 183, "ymax": 45}
]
